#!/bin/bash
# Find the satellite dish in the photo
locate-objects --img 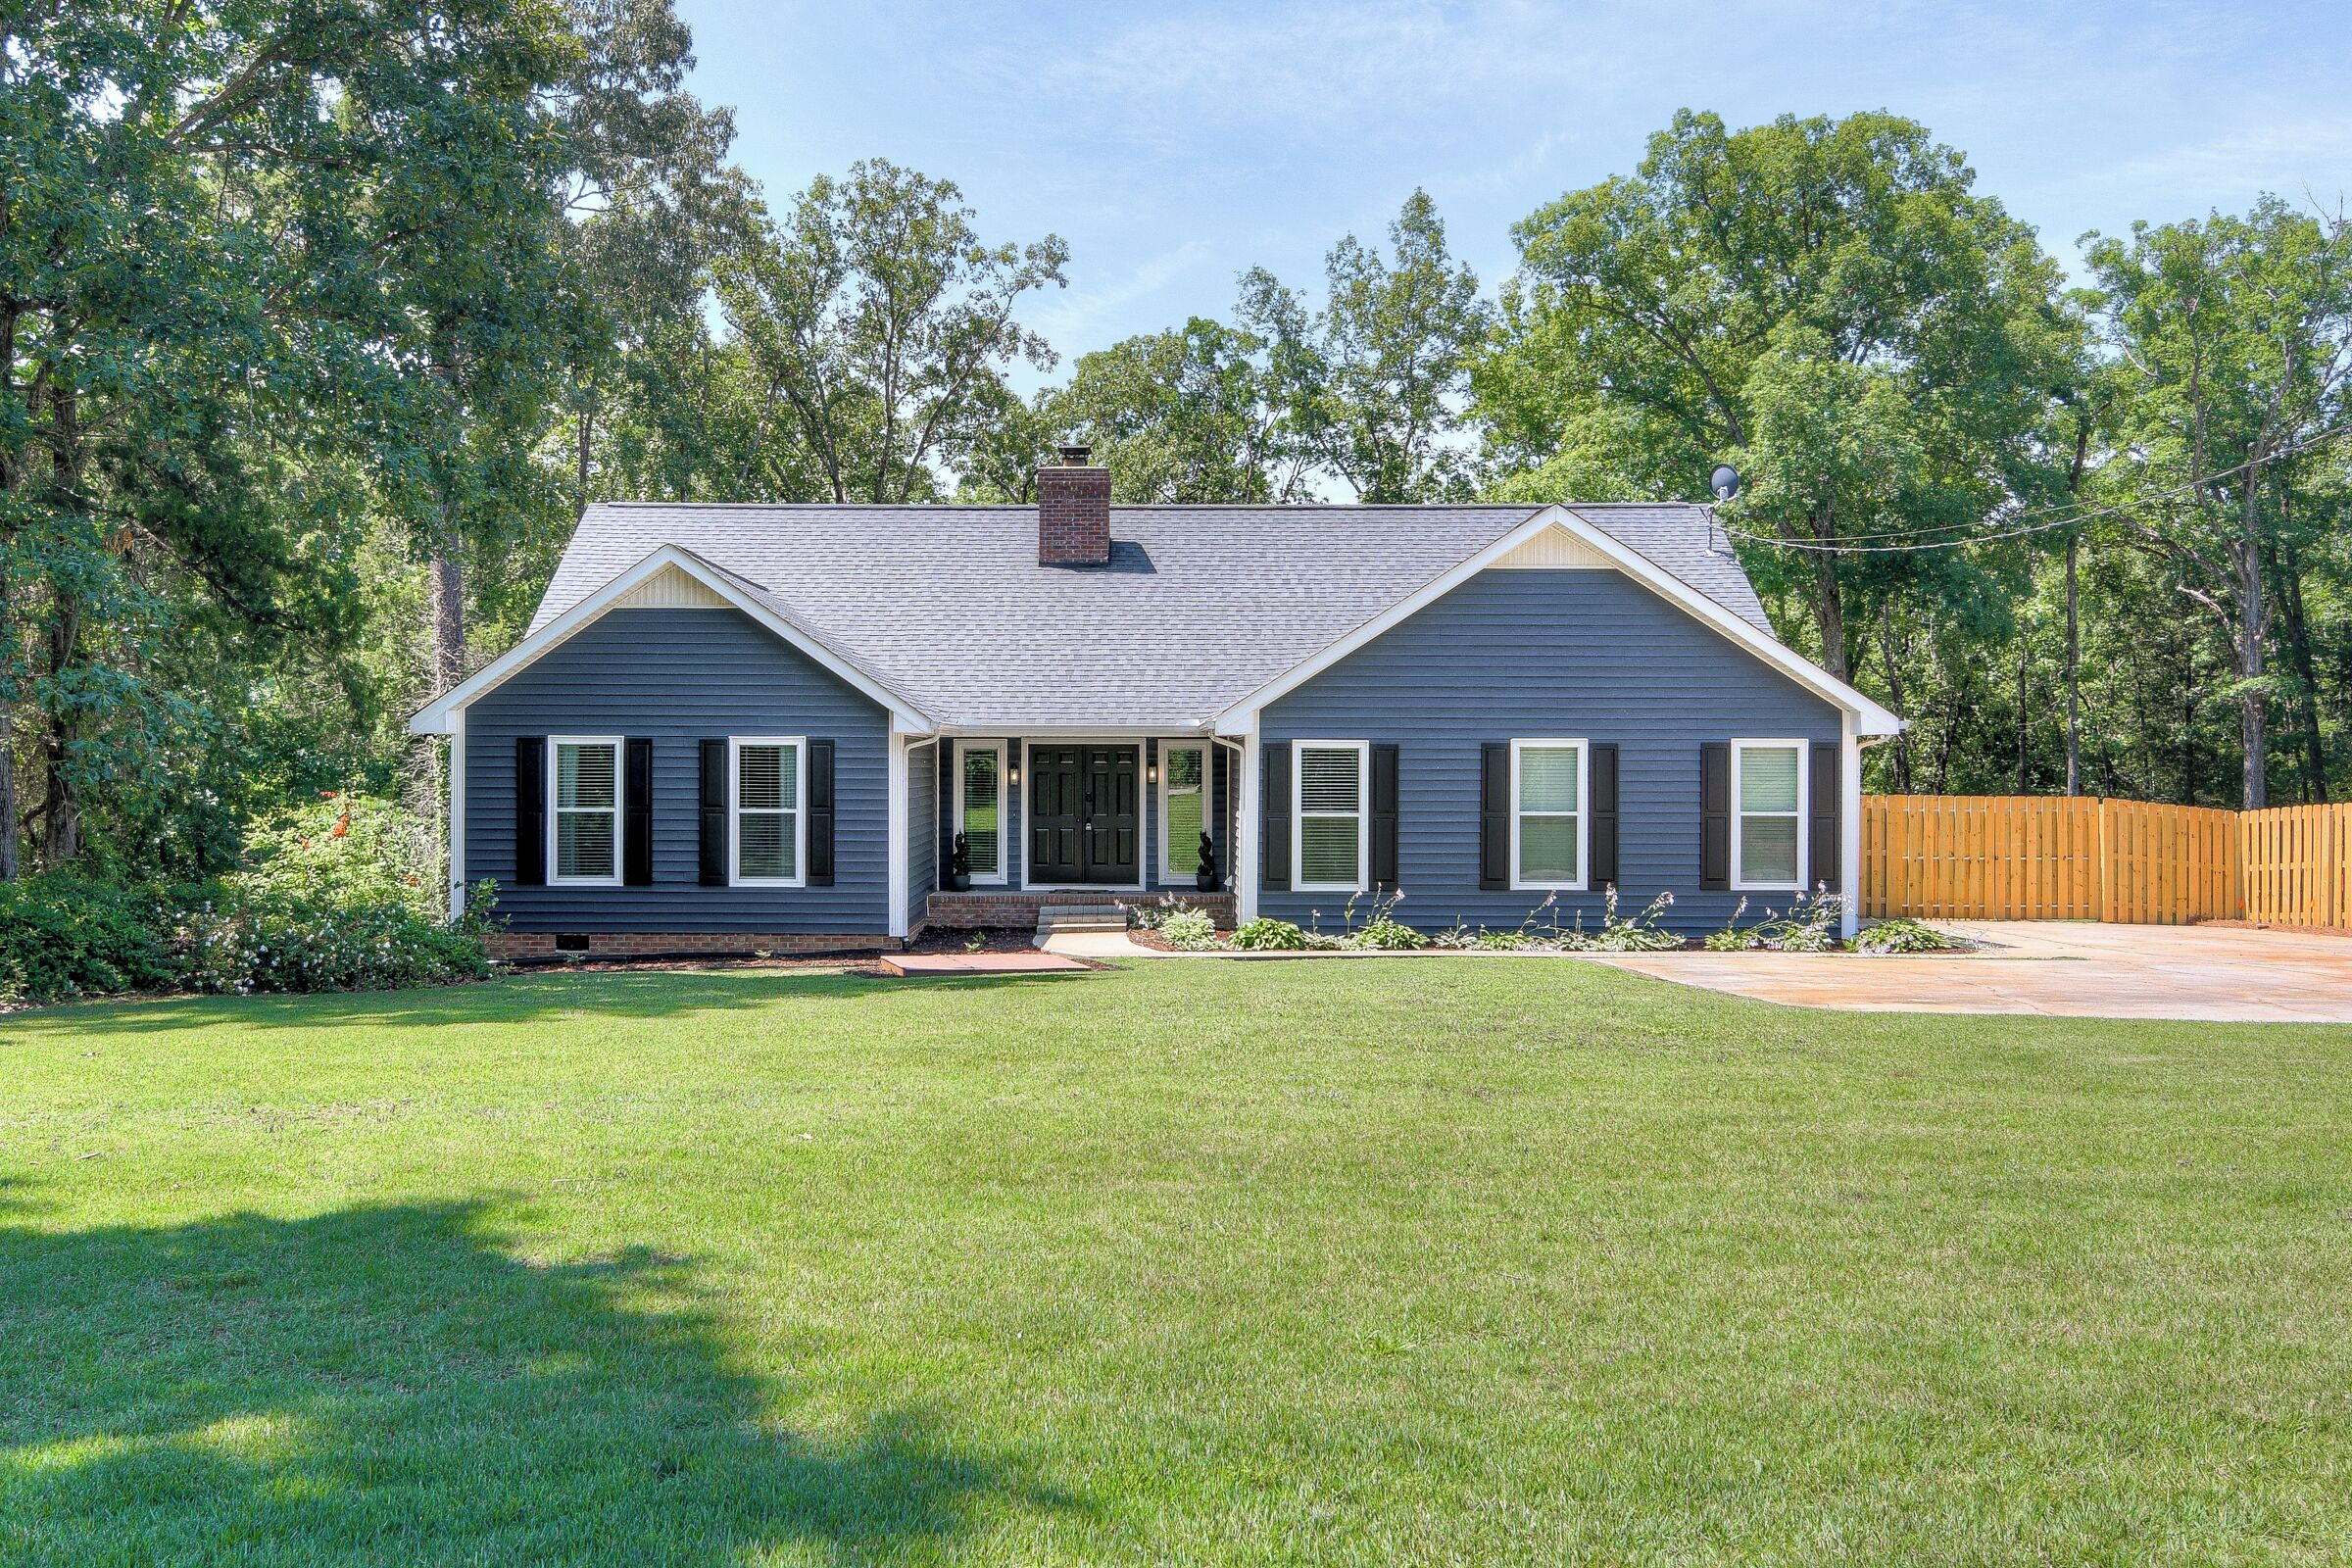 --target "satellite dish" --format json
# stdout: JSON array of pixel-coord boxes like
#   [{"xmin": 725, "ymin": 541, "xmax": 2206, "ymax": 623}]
[{"xmin": 1710, "ymin": 465, "xmax": 1741, "ymax": 501}]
